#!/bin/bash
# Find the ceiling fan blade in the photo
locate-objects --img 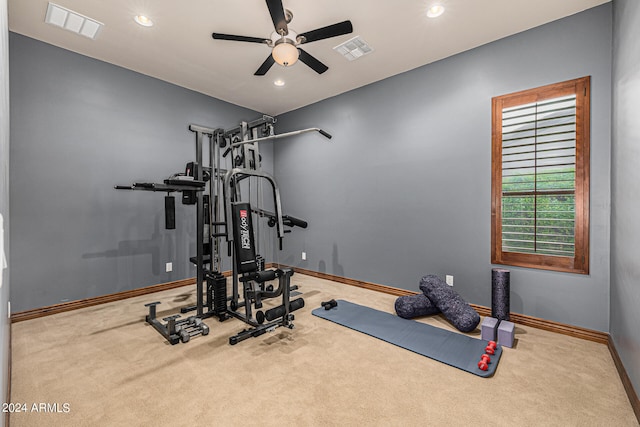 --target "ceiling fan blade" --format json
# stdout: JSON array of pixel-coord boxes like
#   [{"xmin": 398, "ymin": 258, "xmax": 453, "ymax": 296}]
[
  {"xmin": 266, "ymin": 0, "xmax": 288, "ymax": 35},
  {"xmin": 212, "ymin": 33, "xmax": 269, "ymax": 44},
  {"xmin": 254, "ymin": 55, "xmax": 276, "ymax": 76},
  {"xmin": 297, "ymin": 48, "xmax": 328, "ymax": 74},
  {"xmin": 297, "ymin": 20, "xmax": 353, "ymax": 44}
]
